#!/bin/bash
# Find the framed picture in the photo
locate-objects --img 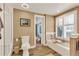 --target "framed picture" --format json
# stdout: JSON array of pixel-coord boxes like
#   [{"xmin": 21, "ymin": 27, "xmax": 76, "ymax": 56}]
[{"xmin": 20, "ymin": 18, "xmax": 31, "ymax": 27}]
